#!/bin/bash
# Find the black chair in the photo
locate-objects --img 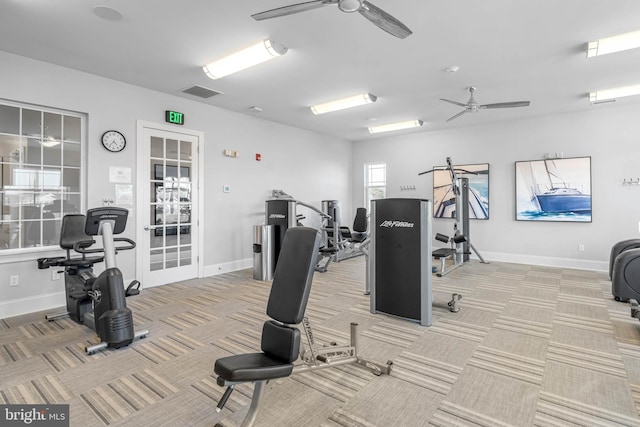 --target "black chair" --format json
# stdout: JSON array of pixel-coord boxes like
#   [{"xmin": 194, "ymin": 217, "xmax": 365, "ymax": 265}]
[
  {"xmin": 213, "ymin": 227, "xmax": 321, "ymax": 426},
  {"xmin": 342, "ymin": 207, "xmax": 368, "ymax": 243},
  {"xmin": 349, "ymin": 208, "xmax": 369, "ymax": 243}
]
